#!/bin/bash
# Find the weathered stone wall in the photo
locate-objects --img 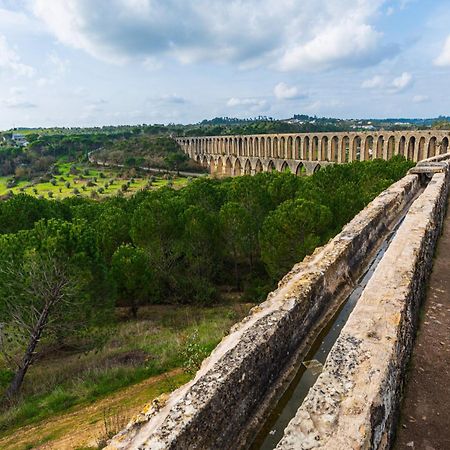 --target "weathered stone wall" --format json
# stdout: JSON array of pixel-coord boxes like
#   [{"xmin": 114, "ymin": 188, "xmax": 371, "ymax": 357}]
[
  {"xmin": 106, "ymin": 175, "xmax": 421, "ymax": 450},
  {"xmin": 276, "ymin": 157, "xmax": 450, "ymax": 449}
]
